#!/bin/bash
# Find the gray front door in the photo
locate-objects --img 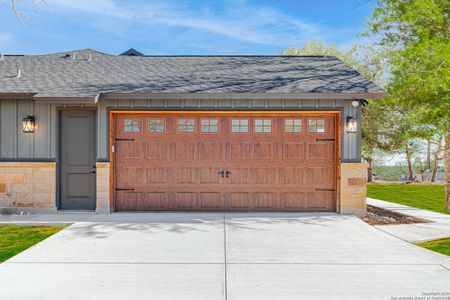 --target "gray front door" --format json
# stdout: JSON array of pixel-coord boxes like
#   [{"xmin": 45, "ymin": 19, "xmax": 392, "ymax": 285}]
[{"xmin": 60, "ymin": 110, "xmax": 96, "ymax": 210}]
